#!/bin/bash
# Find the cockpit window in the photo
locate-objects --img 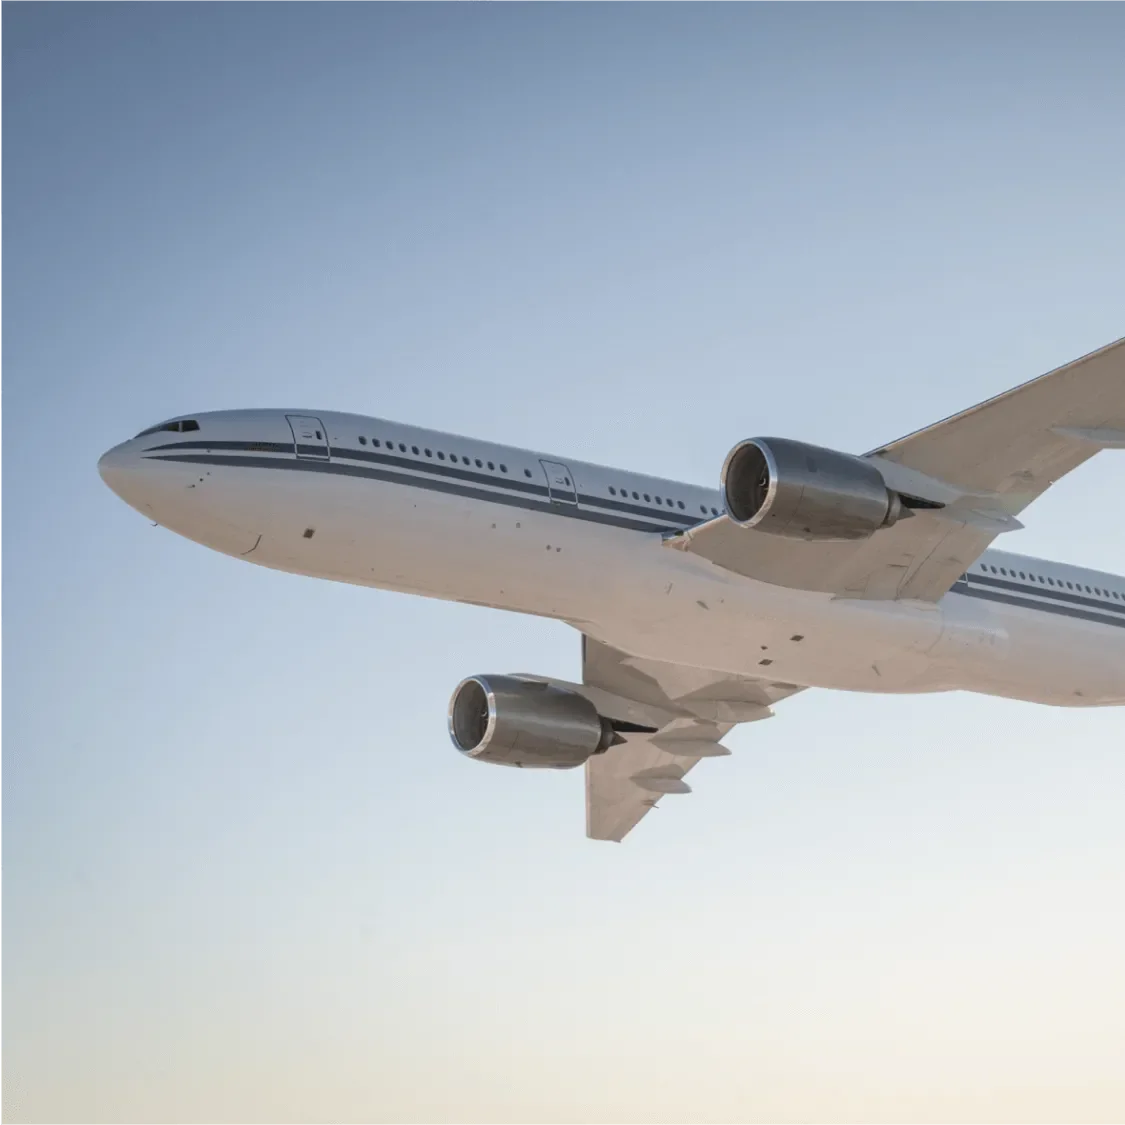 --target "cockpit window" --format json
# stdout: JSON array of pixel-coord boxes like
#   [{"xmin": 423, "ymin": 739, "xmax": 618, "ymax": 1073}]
[{"xmin": 135, "ymin": 419, "xmax": 200, "ymax": 437}]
